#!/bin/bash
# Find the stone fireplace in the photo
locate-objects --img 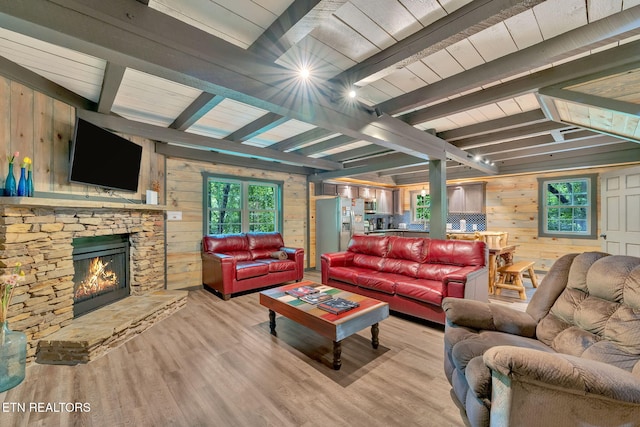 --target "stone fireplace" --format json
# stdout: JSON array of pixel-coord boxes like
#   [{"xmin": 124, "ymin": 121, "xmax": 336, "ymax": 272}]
[{"xmin": 0, "ymin": 198, "xmax": 174, "ymax": 363}]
